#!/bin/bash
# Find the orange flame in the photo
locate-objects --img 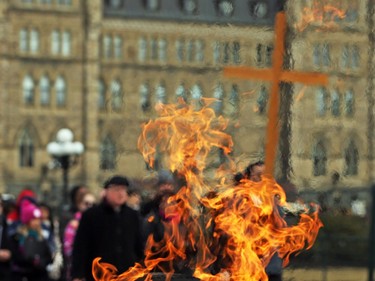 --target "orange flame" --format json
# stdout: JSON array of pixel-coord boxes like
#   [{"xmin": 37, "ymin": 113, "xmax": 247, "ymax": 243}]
[
  {"xmin": 92, "ymin": 101, "xmax": 323, "ymax": 281},
  {"xmin": 296, "ymin": 1, "xmax": 347, "ymax": 32}
]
